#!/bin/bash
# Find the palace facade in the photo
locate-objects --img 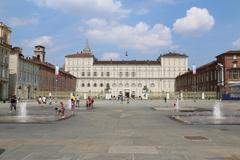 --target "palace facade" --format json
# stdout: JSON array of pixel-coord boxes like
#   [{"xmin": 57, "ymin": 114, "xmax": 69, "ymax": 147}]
[{"xmin": 65, "ymin": 45, "xmax": 188, "ymax": 98}]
